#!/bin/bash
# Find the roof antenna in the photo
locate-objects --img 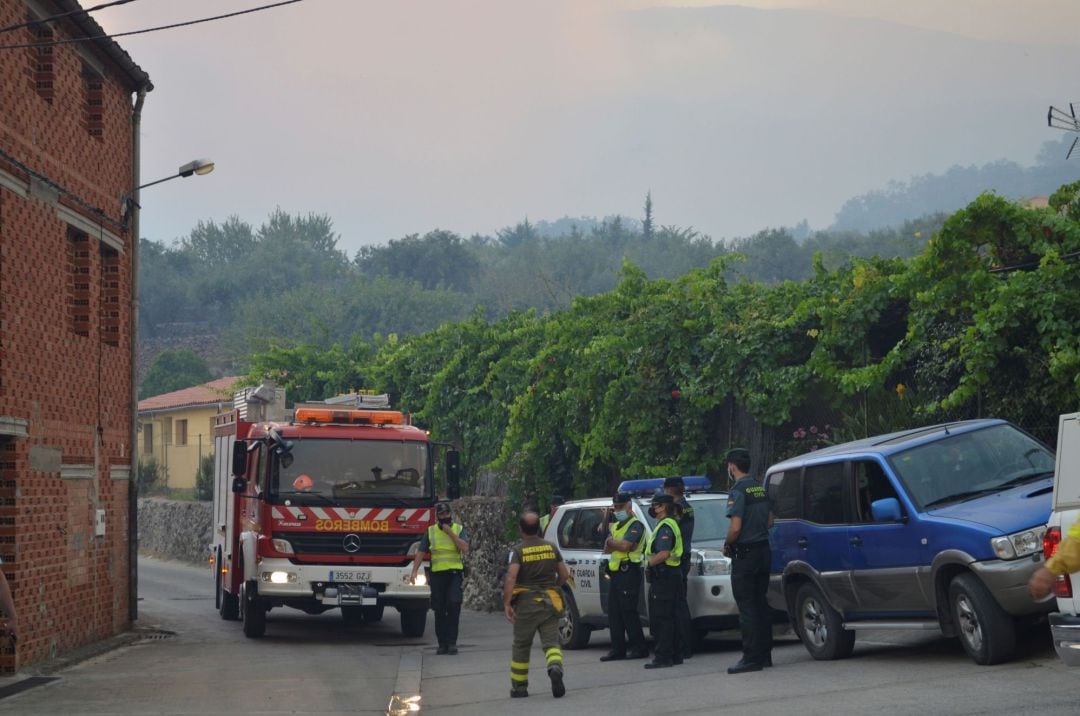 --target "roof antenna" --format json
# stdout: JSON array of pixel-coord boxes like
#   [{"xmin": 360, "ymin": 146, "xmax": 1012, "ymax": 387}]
[{"xmin": 1048, "ymin": 102, "xmax": 1080, "ymax": 158}]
